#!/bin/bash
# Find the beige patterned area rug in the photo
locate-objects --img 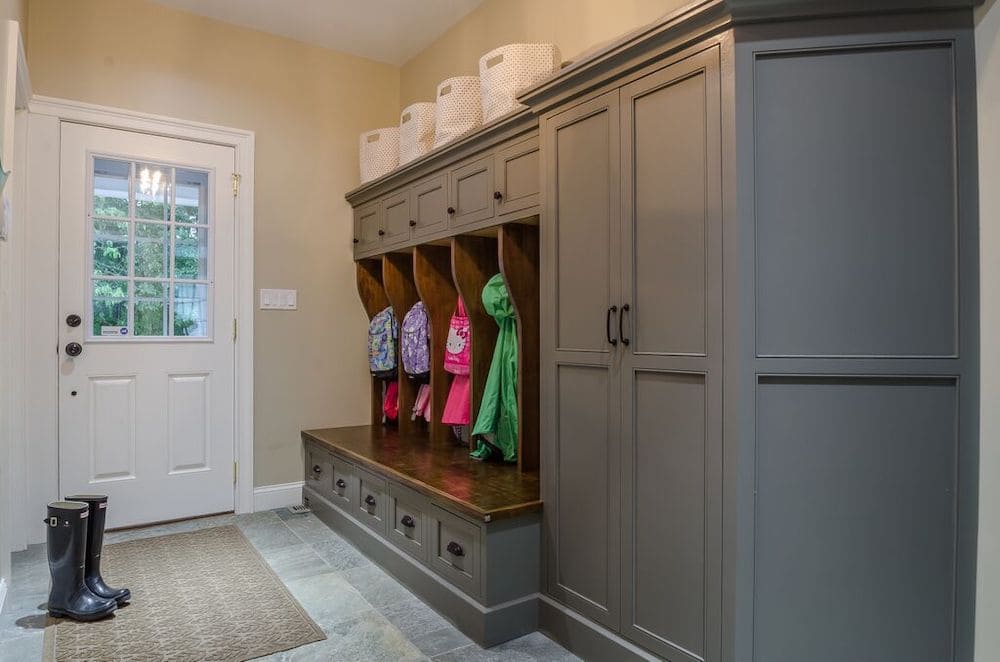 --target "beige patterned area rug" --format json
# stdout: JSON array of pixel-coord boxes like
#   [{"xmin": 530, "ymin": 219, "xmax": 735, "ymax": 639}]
[{"xmin": 42, "ymin": 525, "xmax": 325, "ymax": 661}]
